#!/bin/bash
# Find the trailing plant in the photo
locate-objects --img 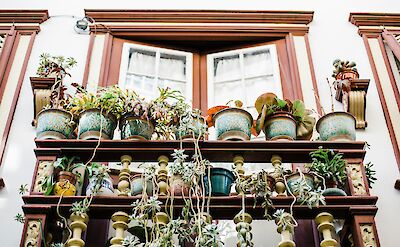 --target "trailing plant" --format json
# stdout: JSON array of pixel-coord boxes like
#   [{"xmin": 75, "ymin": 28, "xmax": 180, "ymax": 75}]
[
  {"xmin": 170, "ymin": 149, "xmax": 196, "ymax": 184},
  {"xmin": 195, "ymin": 220, "xmax": 224, "ymax": 247},
  {"xmin": 122, "ymin": 235, "xmax": 144, "ymax": 247},
  {"xmin": 70, "ymin": 197, "xmax": 91, "ymax": 217},
  {"xmin": 332, "ymin": 59, "xmax": 358, "ymax": 79},
  {"xmin": 364, "ymin": 162, "xmax": 377, "ymax": 189},
  {"xmin": 308, "ymin": 148, "xmax": 347, "ymax": 185},
  {"xmin": 176, "ymin": 108, "xmax": 207, "ymax": 139},
  {"xmin": 254, "ymin": 92, "xmax": 315, "ymax": 139},
  {"xmin": 50, "ymin": 243, "xmax": 65, "ymax": 247},
  {"xmin": 287, "ymin": 172, "xmax": 325, "ymax": 209},
  {"xmin": 86, "ymin": 163, "xmax": 111, "ymax": 195},
  {"xmin": 273, "ymin": 209, "xmax": 297, "ymax": 232}
]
